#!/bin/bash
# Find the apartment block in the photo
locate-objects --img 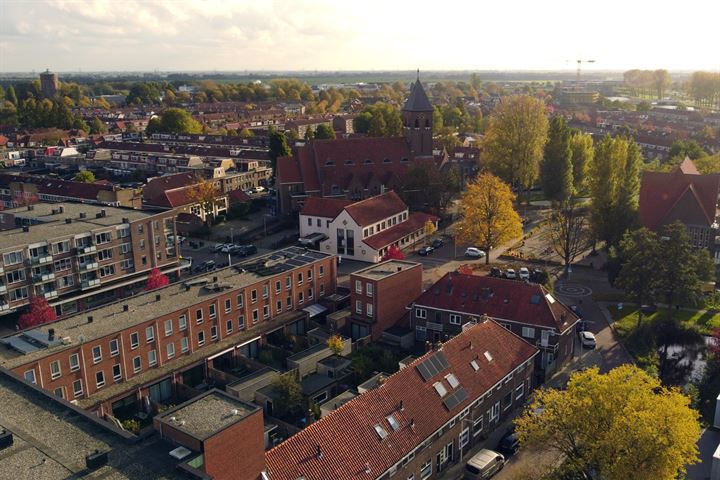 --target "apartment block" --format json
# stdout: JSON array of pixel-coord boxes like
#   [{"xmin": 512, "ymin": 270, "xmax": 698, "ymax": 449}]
[{"xmin": 0, "ymin": 203, "xmax": 179, "ymax": 317}]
